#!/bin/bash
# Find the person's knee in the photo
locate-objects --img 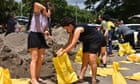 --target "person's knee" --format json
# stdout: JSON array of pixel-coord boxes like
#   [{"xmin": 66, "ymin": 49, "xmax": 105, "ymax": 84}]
[
  {"xmin": 39, "ymin": 54, "xmax": 44, "ymax": 61},
  {"xmin": 31, "ymin": 56, "xmax": 38, "ymax": 62},
  {"xmin": 89, "ymin": 58, "xmax": 96, "ymax": 65},
  {"xmin": 81, "ymin": 65, "xmax": 88, "ymax": 70},
  {"xmin": 101, "ymin": 52, "xmax": 106, "ymax": 56}
]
